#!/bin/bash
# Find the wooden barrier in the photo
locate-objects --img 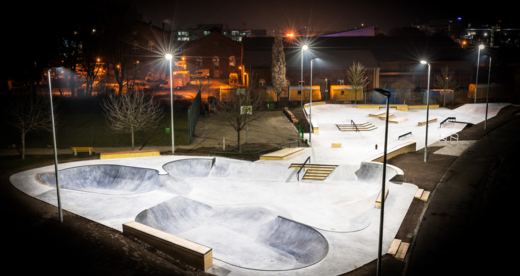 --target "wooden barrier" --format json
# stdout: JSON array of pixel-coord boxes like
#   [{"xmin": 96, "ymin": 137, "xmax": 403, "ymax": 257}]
[
  {"xmin": 375, "ymin": 189, "xmax": 389, "ymax": 208},
  {"xmin": 123, "ymin": 222, "xmax": 213, "ymax": 271},
  {"xmin": 331, "ymin": 143, "xmax": 342, "ymax": 148},
  {"xmin": 72, "ymin": 147, "xmax": 94, "ymax": 156},
  {"xmin": 100, "ymin": 149, "xmax": 160, "ymax": 160}
]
